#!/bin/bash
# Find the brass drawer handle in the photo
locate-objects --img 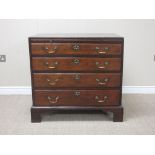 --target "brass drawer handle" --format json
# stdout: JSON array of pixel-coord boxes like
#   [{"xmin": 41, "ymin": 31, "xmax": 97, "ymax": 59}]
[
  {"xmin": 96, "ymin": 61, "xmax": 109, "ymax": 69},
  {"xmin": 44, "ymin": 62, "xmax": 58, "ymax": 69},
  {"xmin": 98, "ymin": 66, "xmax": 105, "ymax": 69},
  {"xmin": 95, "ymin": 47, "xmax": 110, "ymax": 54},
  {"xmin": 72, "ymin": 44, "xmax": 80, "ymax": 51},
  {"xmin": 48, "ymin": 96, "xmax": 59, "ymax": 104},
  {"xmin": 96, "ymin": 78, "xmax": 109, "ymax": 85},
  {"xmin": 95, "ymin": 96, "xmax": 108, "ymax": 103},
  {"xmin": 43, "ymin": 46, "xmax": 57, "ymax": 54},
  {"xmin": 46, "ymin": 78, "xmax": 59, "ymax": 85}
]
